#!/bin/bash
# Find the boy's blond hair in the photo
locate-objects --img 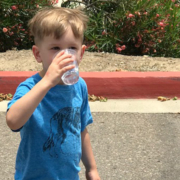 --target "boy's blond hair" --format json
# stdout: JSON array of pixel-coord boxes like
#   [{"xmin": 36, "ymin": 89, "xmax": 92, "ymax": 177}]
[{"xmin": 28, "ymin": 7, "xmax": 88, "ymax": 44}]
